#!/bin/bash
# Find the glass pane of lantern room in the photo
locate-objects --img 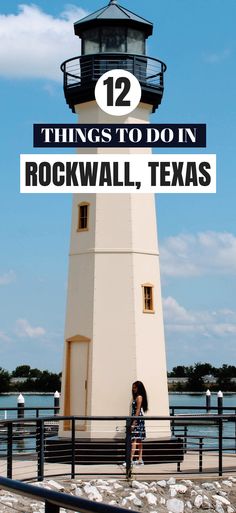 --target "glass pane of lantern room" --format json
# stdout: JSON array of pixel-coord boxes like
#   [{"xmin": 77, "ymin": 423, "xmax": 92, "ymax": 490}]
[
  {"xmin": 101, "ymin": 27, "xmax": 126, "ymax": 52},
  {"xmin": 127, "ymin": 29, "xmax": 145, "ymax": 55},
  {"xmin": 83, "ymin": 29, "xmax": 100, "ymax": 54}
]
